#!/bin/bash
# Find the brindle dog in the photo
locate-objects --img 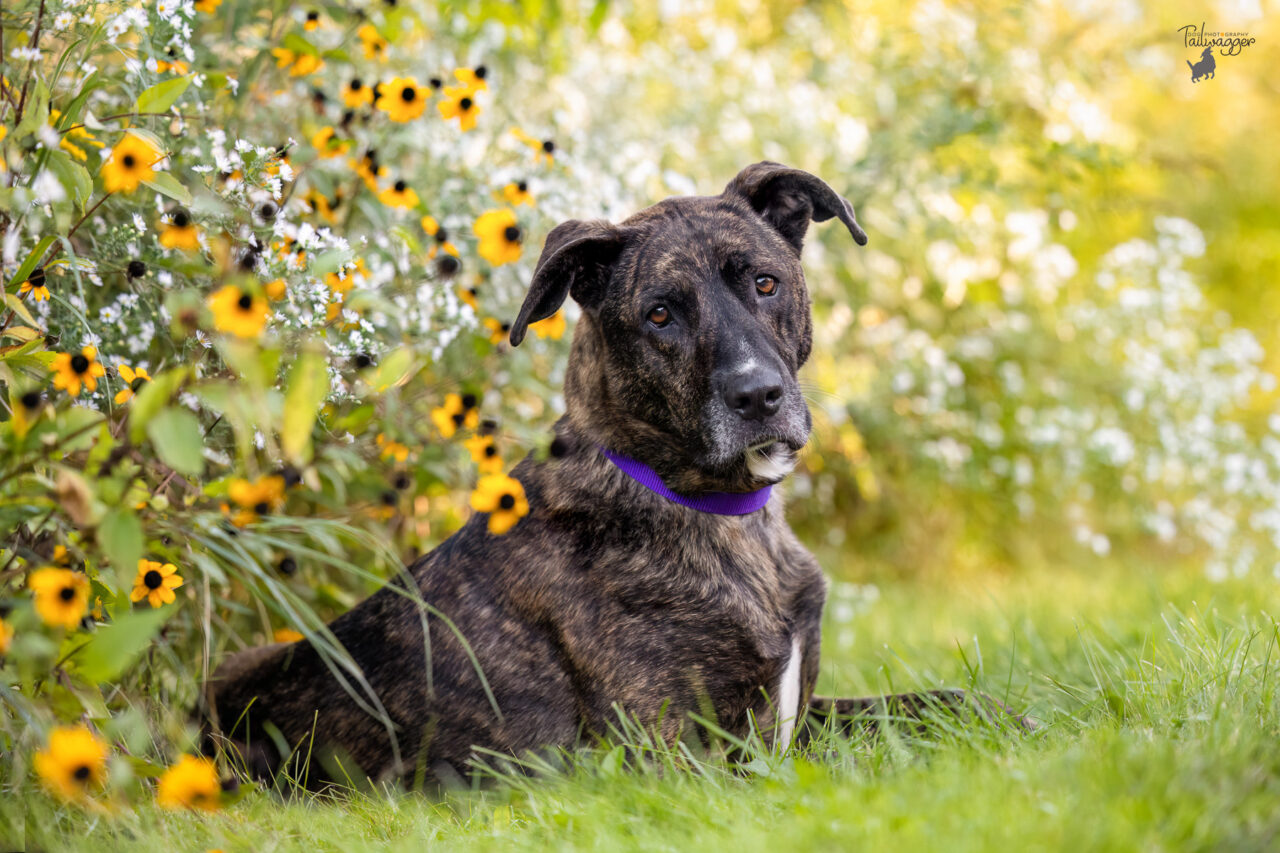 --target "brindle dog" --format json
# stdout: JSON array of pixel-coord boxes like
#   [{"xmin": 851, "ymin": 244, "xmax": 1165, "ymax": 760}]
[{"xmin": 205, "ymin": 162, "xmax": 1027, "ymax": 788}]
